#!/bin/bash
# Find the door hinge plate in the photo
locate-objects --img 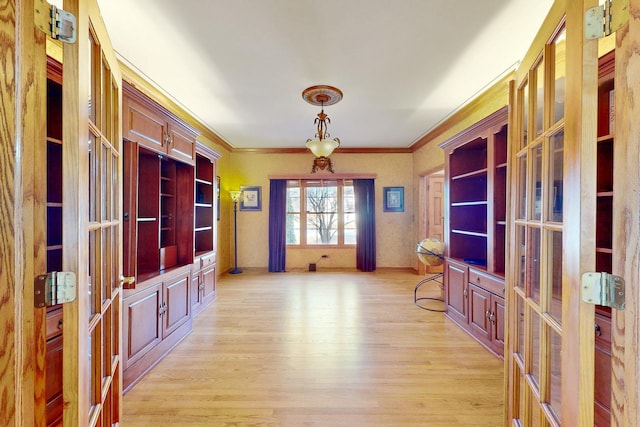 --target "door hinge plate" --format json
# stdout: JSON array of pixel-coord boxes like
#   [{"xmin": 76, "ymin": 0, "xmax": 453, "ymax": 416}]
[
  {"xmin": 35, "ymin": 272, "xmax": 77, "ymax": 308},
  {"xmin": 585, "ymin": 0, "xmax": 630, "ymax": 39},
  {"xmin": 581, "ymin": 272, "xmax": 625, "ymax": 310},
  {"xmin": 34, "ymin": 0, "xmax": 77, "ymax": 43}
]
